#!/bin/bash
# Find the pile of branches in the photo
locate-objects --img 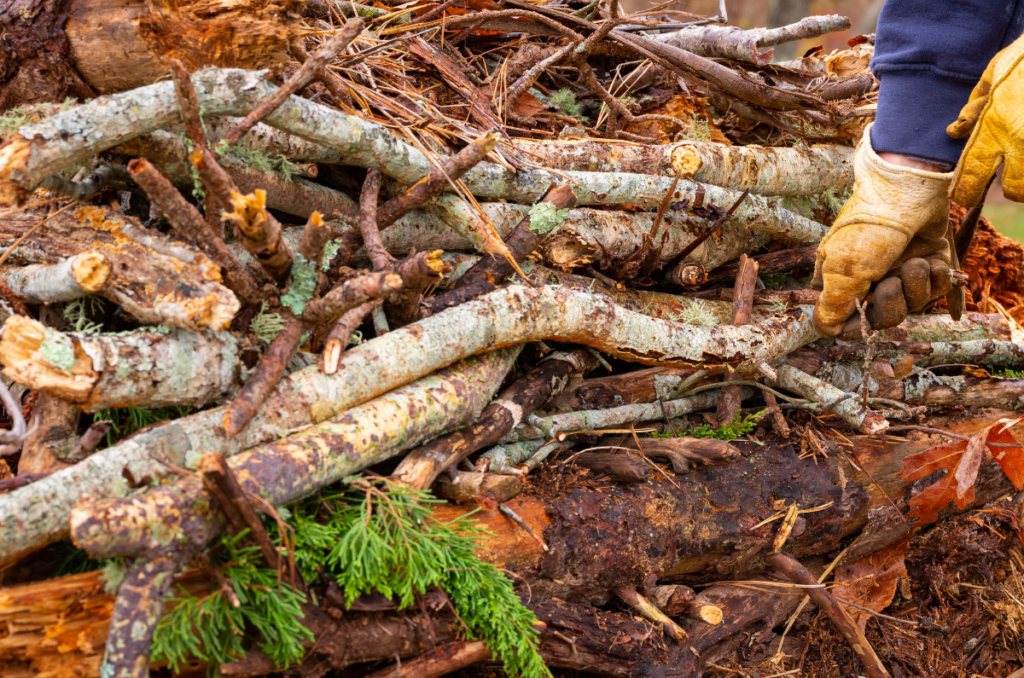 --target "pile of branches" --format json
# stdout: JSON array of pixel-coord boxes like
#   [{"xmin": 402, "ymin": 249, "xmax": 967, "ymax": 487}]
[{"xmin": 0, "ymin": 1, "xmax": 1024, "ymax": 677}]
